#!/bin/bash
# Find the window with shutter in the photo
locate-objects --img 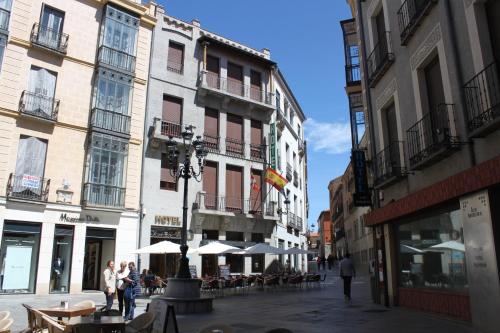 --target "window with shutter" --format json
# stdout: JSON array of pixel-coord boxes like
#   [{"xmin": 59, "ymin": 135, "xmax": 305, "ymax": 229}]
[
  {"xmin": 227, "ymin": 62, "xmax": 243, "ymax": 96},
  {"xmin": 225, "ymin": 165, "xmax": 242, "ymax": 212},
  {"xmin": 226, "ymin": 114, "xmax": 243, "ymax": 156},
  {"xmin": 250, "ymin": 70, "xmax": 262, "ymax": 102},
  {"xmin": 162, "ymin": 95, "xmax": 182, "ymax": 137},
  {"xmin": 167, "ymin": 41, "xmax": 184, "ymax": 74},
  {"xmin": 160, "ymin": 153, "xmax": 177, "ymax": 191},
  {"xmin": 204, "ymin": 108, "xmax": 219, "ymax": 151},
  {"xmin": 203, "ymin": 161, "xmax": 217, "ymax": 209}
]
